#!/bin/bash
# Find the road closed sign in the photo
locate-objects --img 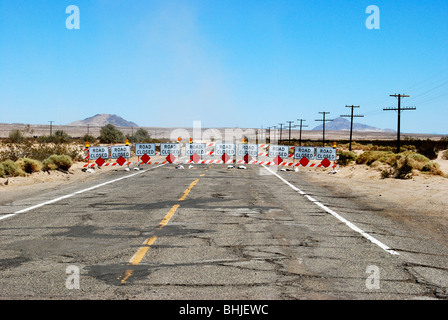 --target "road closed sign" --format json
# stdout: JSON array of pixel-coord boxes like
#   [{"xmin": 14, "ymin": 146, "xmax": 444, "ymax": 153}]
[
  {"xmin": 315, "ymin": 147, "xmax": 337, "ymax": 161},
  {"xmin": 110, "ymin": 146, "xmax": 131, "ymax": 159},
  {"xmin": 186, "ymin": 143, "xmax": 206, "ymax": 156},
  {"xmin": 135, "ymin": 143, "xmax": 156, "ymax": 156},
  {"xmin": 88, "ymin": 146, "xmax": 109, "ymax": 160},
  {"xmin": 160, "ymin": 143, "xmax": 181, "ymax": 156},
  {"xmin": 268, "ymin": 145, "xmax": 289, "ymax": 158},
  {"xmin": 215, "ymin": 143, "xmax": 236, "ymax": 156},
  {"xmin": 237, "ymin": 144, "xmax": 258, "ymax": 157},
  {"xmin": 294, "ymin": 147, "xmax": 315, "ymax": 160}
]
